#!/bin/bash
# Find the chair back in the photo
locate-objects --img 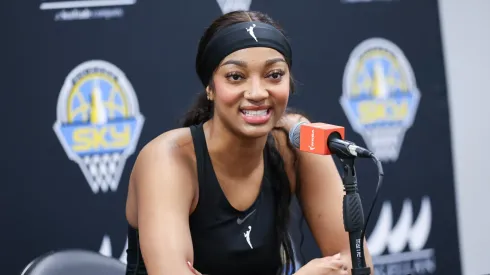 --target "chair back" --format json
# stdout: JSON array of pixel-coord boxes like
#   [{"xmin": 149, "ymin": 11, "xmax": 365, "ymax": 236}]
[{"xmin": 21, "ymin": 249, "xmax": 126, "ymax": 275}]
